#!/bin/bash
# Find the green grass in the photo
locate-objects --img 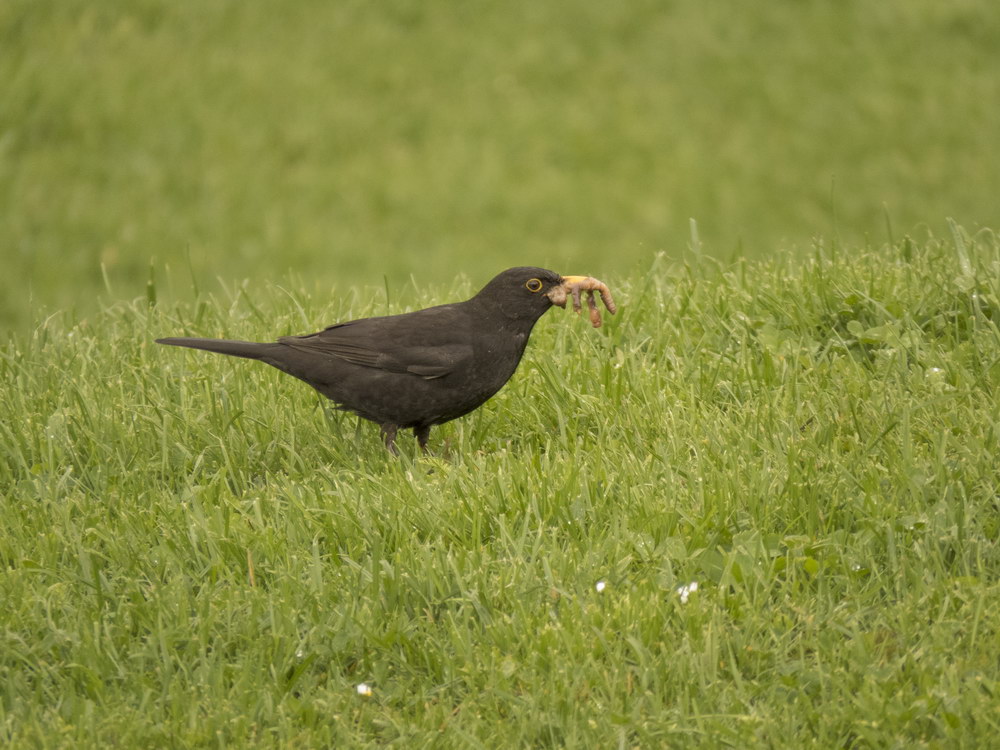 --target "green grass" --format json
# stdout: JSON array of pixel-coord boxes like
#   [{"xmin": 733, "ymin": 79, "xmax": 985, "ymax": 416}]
[
  {"xmin": 4, "ymin": 0, "xmax": 1000, "ymax": 744},
  {"xmin": 2, "ymin": 228, "xmax": 999, "ymax": 747},
  {"xmin": 4, "ymin": 0, "xmax": 1000, "ymax": 330}
]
